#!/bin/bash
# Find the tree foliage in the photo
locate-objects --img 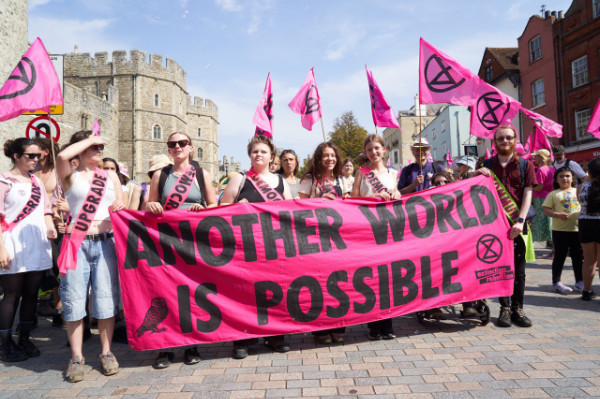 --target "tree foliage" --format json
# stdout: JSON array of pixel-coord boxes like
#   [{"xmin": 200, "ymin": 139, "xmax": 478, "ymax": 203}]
[{"xmin": 328, "ymin": 111, "xmax": 368, "ymax": 160}]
